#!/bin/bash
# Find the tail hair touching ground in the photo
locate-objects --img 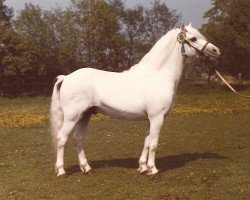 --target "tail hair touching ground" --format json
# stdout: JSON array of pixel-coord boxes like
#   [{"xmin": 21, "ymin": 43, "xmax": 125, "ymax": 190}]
[{"xmin": 50, "ymin": 75, "xmax": 65, "ymax": 151}]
